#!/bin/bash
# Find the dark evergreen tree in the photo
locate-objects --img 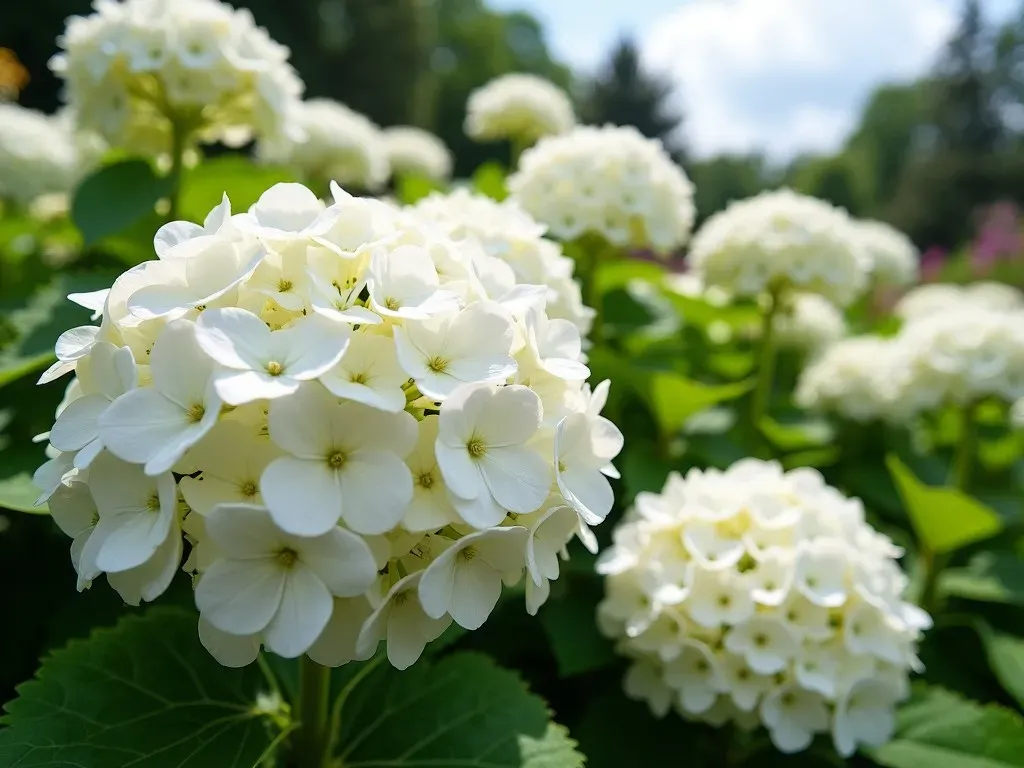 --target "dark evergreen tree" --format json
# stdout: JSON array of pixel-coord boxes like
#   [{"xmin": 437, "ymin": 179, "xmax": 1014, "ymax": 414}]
[{"xmin": 582, "ymin": 36, "xmax": 686, "ymax": 162}]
